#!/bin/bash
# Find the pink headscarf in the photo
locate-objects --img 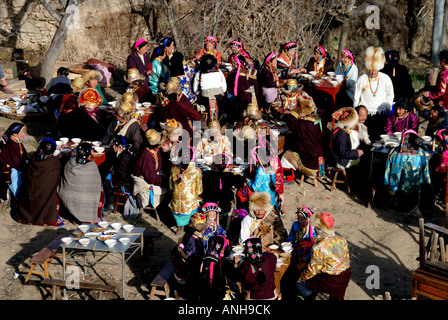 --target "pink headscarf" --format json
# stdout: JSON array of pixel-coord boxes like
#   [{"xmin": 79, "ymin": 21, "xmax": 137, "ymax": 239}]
[{"xmin": 134, "ymin": 38, "xmax": 147, "ymax": 50}]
